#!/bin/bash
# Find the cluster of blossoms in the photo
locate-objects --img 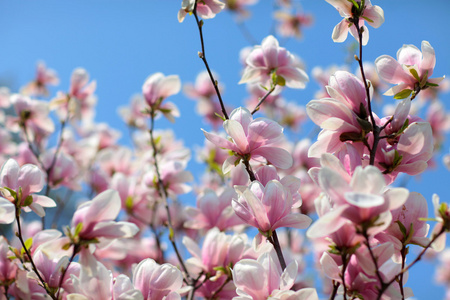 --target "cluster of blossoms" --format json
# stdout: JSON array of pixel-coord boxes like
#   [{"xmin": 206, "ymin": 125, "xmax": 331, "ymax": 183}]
[{"xmin": 0, "ymin": 1, "xmax": 449, "ymax": 300}]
